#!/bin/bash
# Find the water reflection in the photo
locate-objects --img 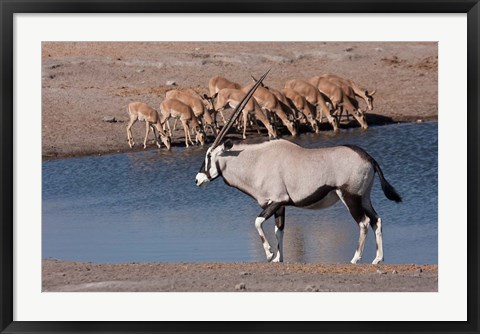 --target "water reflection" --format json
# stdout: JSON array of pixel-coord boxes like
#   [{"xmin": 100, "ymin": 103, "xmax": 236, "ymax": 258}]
[{"xmin": 43, "ymin": 122, "xmax": 438, "ymax": 264}]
